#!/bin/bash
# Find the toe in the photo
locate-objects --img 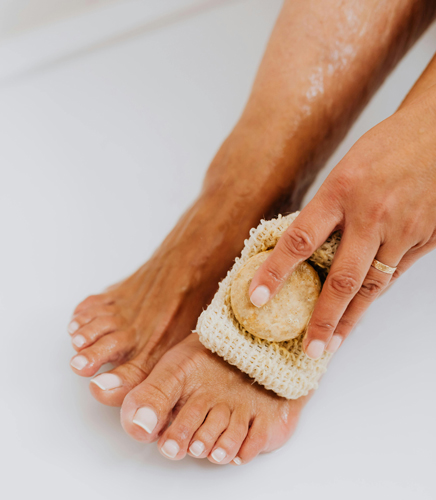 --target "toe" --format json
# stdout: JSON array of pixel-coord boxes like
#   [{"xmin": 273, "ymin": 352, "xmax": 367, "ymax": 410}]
[
  {"xmin": 120, "ymin": 352, "xmax": 190, "ymax": 443},
  {"xmin": 73, "ymin": 293, "xmax": 114, "ymax": 315},
  {"xmin": 88, "ymin": 355, "xmax": 157, "ymax": 407},
  {"xmin": 157, "ymin": 397, "xmax": 210, "ymax": 460},
  {"xmin": 70, "ymin": 329, "xmax": 135, "ymax": 378},
  {"xmin": 187, "ymin": 403, "xmax": 231, "ymax": 459},
  {"xmin": 71, "ymin": 315, "xmax": 124, "ymax": 350},
  {"xmin": 208, "ymin": 409, "xmax": 250, "ymax": 465},
  {"xmin": 68, "ymin": 304, "xmax": 117, "ymax": 335},
  {"xmin": 233, "ymin": 417, "xmax": 270, "ymax": 465}
]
